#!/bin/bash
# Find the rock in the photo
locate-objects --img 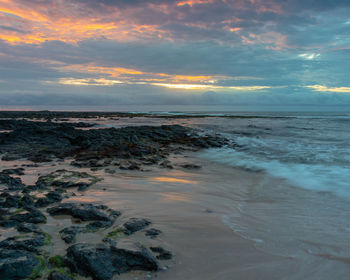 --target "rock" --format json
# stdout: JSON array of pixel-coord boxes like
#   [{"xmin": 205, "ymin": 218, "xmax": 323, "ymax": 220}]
[
  {"xmin": 159, "ymin": 160, "xmax": 173, "ymax": 169},
  {"xmin": 123, "ymin": 218, "xmax": 151, "ymax": 235},
  {"xmin": 0, "ymin": 194, "xmax": 20, "ymax": 208},
  {"xmin": 1, "ymin": 168, "xmax": 25, "ymax": 176},
  {"xmin": 0, "ymin": 172, "xmax": 25, "ymax": 190},
  {"xmin": 144, "ymin": 228, "xmax": 162, "ymax": 239},
  {"xmin": 86, "ymin": 220, "xmax": 113, "ymax": 231},
  {"xmin": 77, "ymin": 183, "xmax": 89, "ymax": 191},
  {"xmin": 34, "ymin": 197, "xmax": 51, "ymax": 208},
  {"xmin": 66, "ymin": 243, "xmax": 158, "ymax": 280},
  {"xmin": 0, "ymin": 249, "xmax": 39, "ymax": 279},
  {"xmin": 48, "ymin": 271, "xmax": 73, "ymax": 280},
  {"xmin": 0, "ymin": 220, "xmax": 18, "ymax": 228},
  {"xmin": 119, "ymin": 162, "xmax": 141, "ymax": 170},
  {"xmin": 47, "ymin": 203, "xmax": 111, "ymax": 222},
  {"xmin": 16, "ymin": 222, "xmax": 42, "ymax": 234},
  {"xmin": 150, "ymin": 246, "xmax": 173, "ymax": 260},
  {"xmin": 19, "ymin": 194, "xmax": 35, "ymax": 207},
  {"xmin": 180, "ymin": 163, "xmax": 201, "ymax": 169},
  {"xmin": 46, "ymin": 190, "xmax": 63, "ymax": 202},
  {"xmin": 9, "ymin": 206, "xmax": 46, "ymax": 225},
  {"xmin": 0, "ymin": 234, "xmax": 45, "ymax": 253},
  {"xmin": 60, "ymin": 226, "xmax": 85, "ymax": 244}
]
